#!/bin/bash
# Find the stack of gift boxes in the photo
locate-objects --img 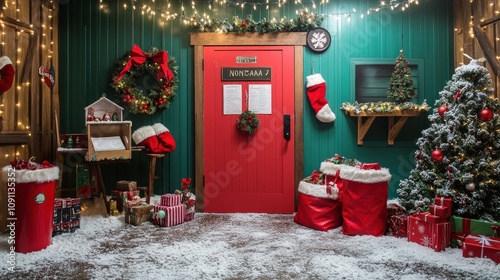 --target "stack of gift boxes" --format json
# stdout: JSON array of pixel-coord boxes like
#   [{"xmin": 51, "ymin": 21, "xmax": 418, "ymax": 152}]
[
  {"xmin": 53, "ymin": 198, "xmax": 81, "ymax": 236},
  {"xmin": 153, "ymin": 194, "xmax": 186, "ymax": 227},
  {"xmin": 112, "ymin": 180, "xmax": 139, "ymax": 213},
  {"xmin": 407, "ymin": 196, "xmax": 452, "ymax": 252},
  {"xmin": 454, "ymin": 215, "xmax": 500, "ymax": 263}
]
